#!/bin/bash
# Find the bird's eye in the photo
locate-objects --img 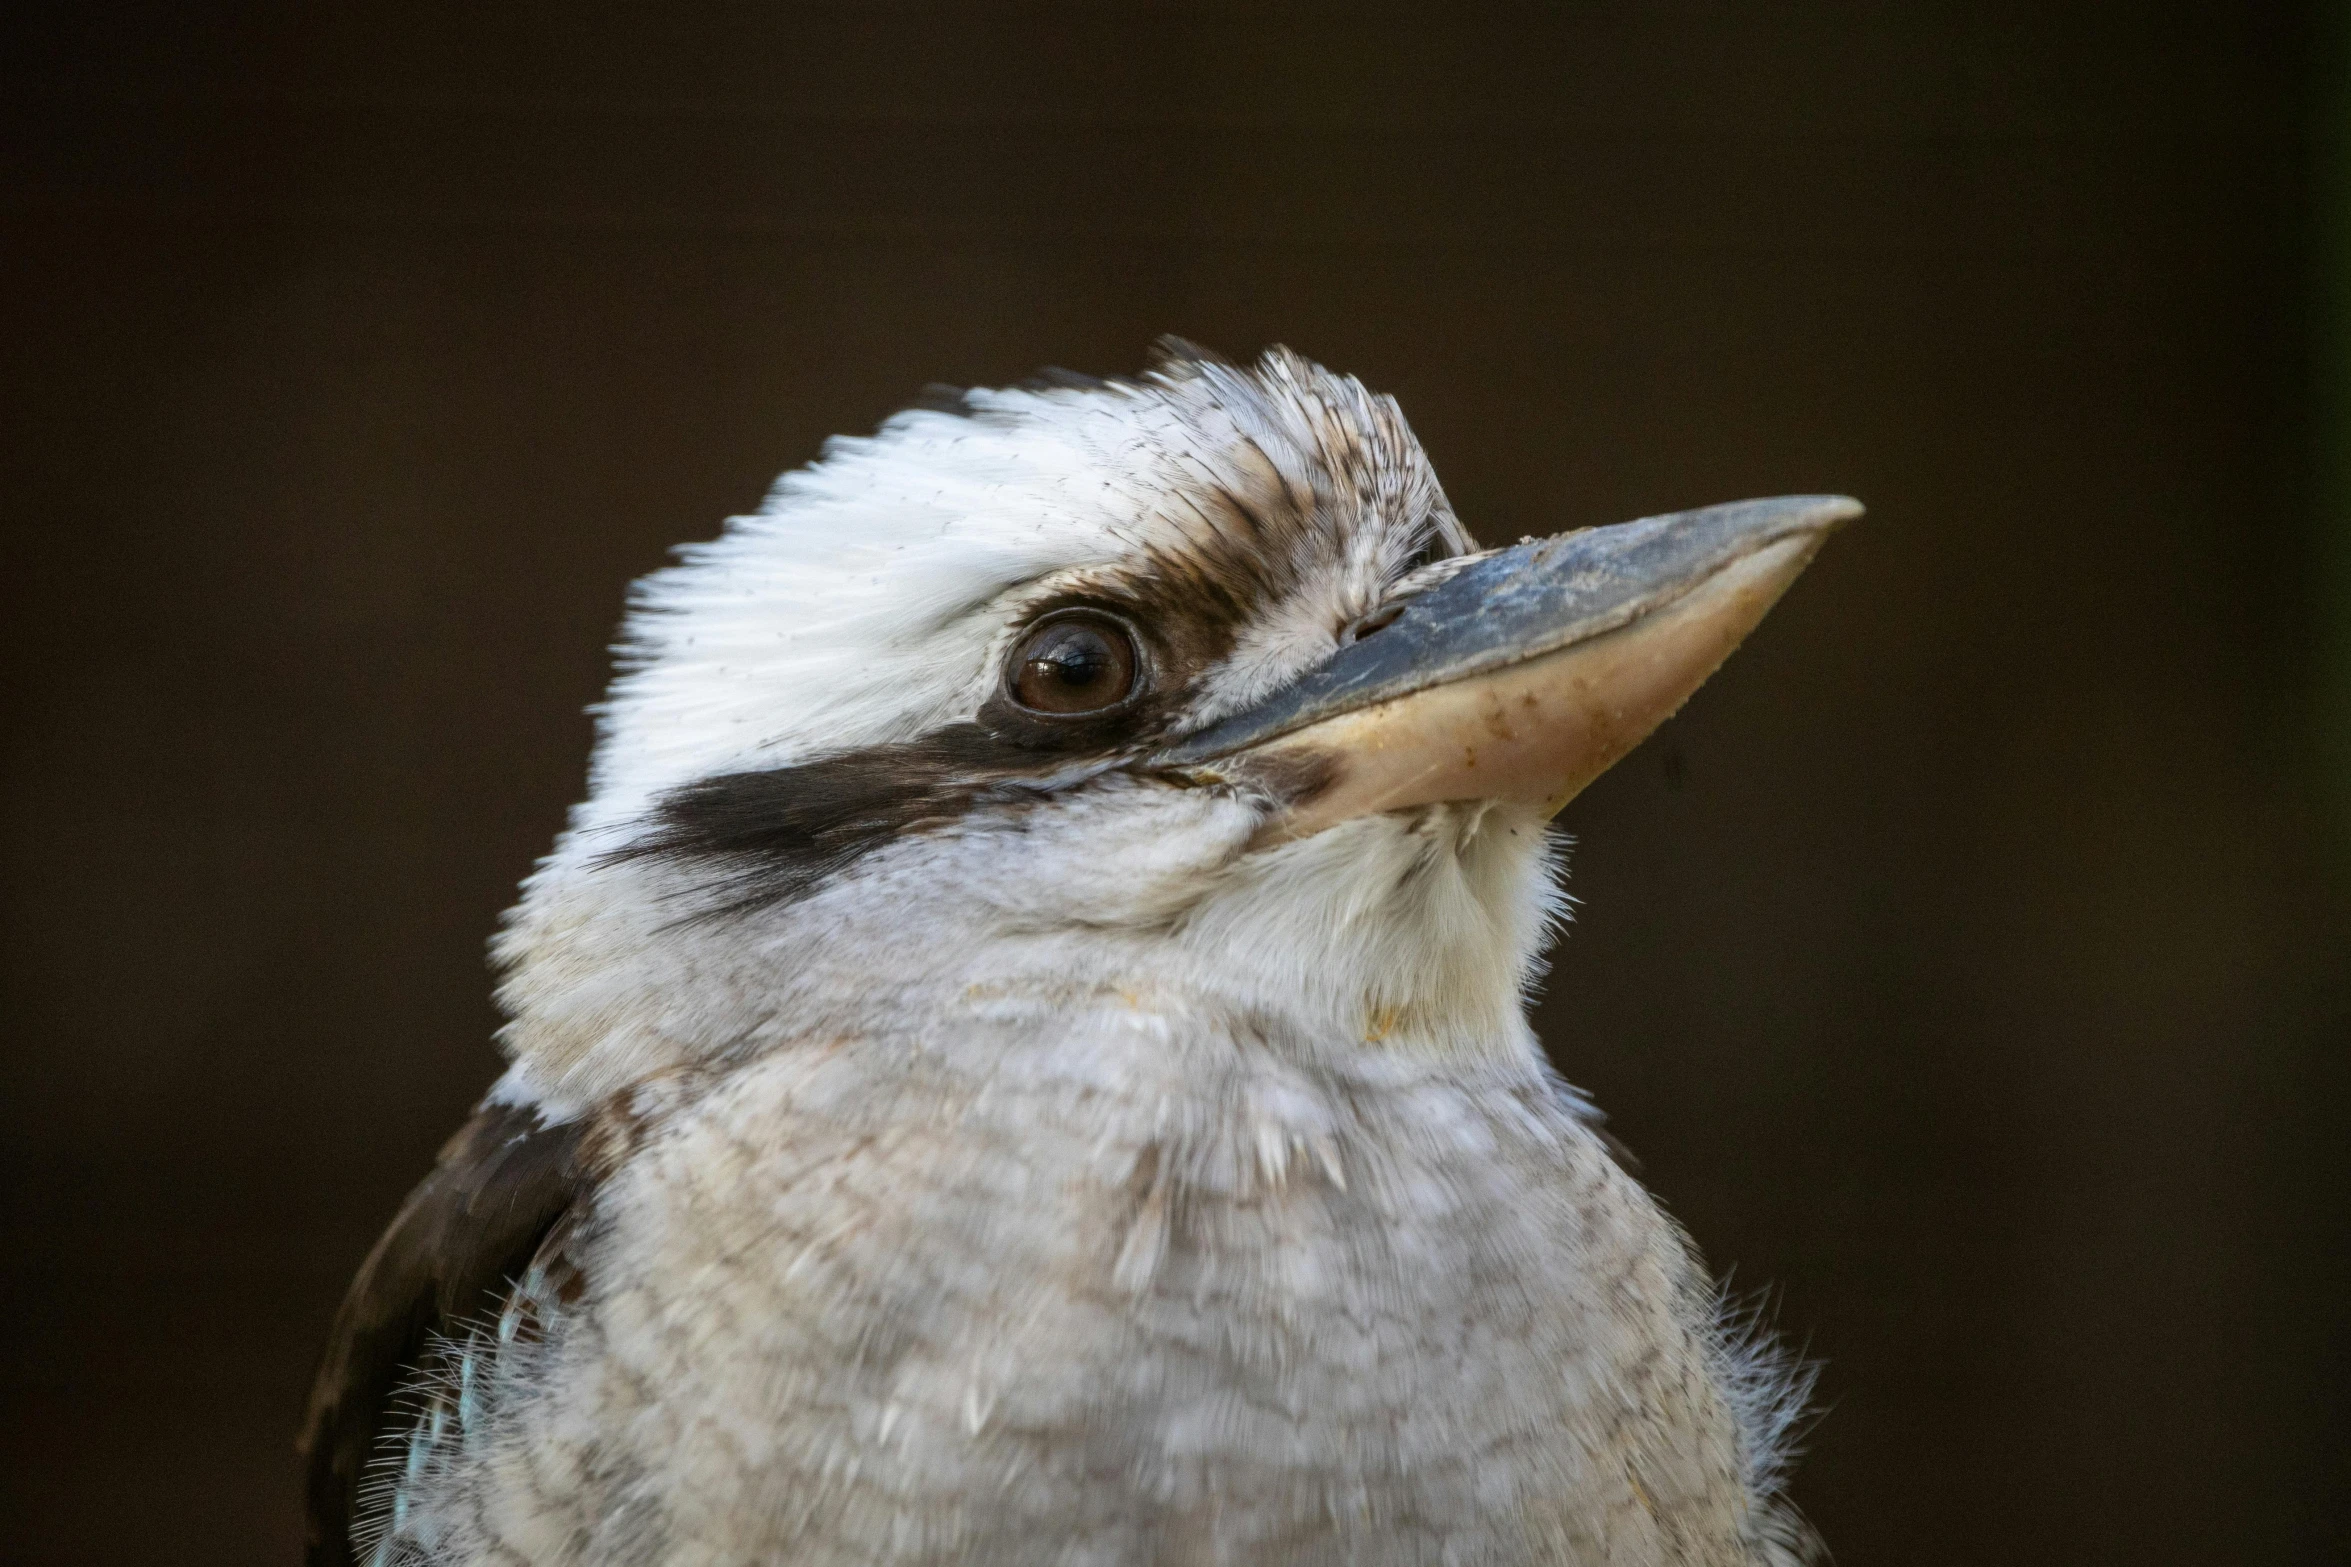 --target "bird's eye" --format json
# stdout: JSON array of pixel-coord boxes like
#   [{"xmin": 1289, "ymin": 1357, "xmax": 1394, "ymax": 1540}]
[{"xmin": 1007, "ymin": 612, "xmax": 1141, "ymax": 716}]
